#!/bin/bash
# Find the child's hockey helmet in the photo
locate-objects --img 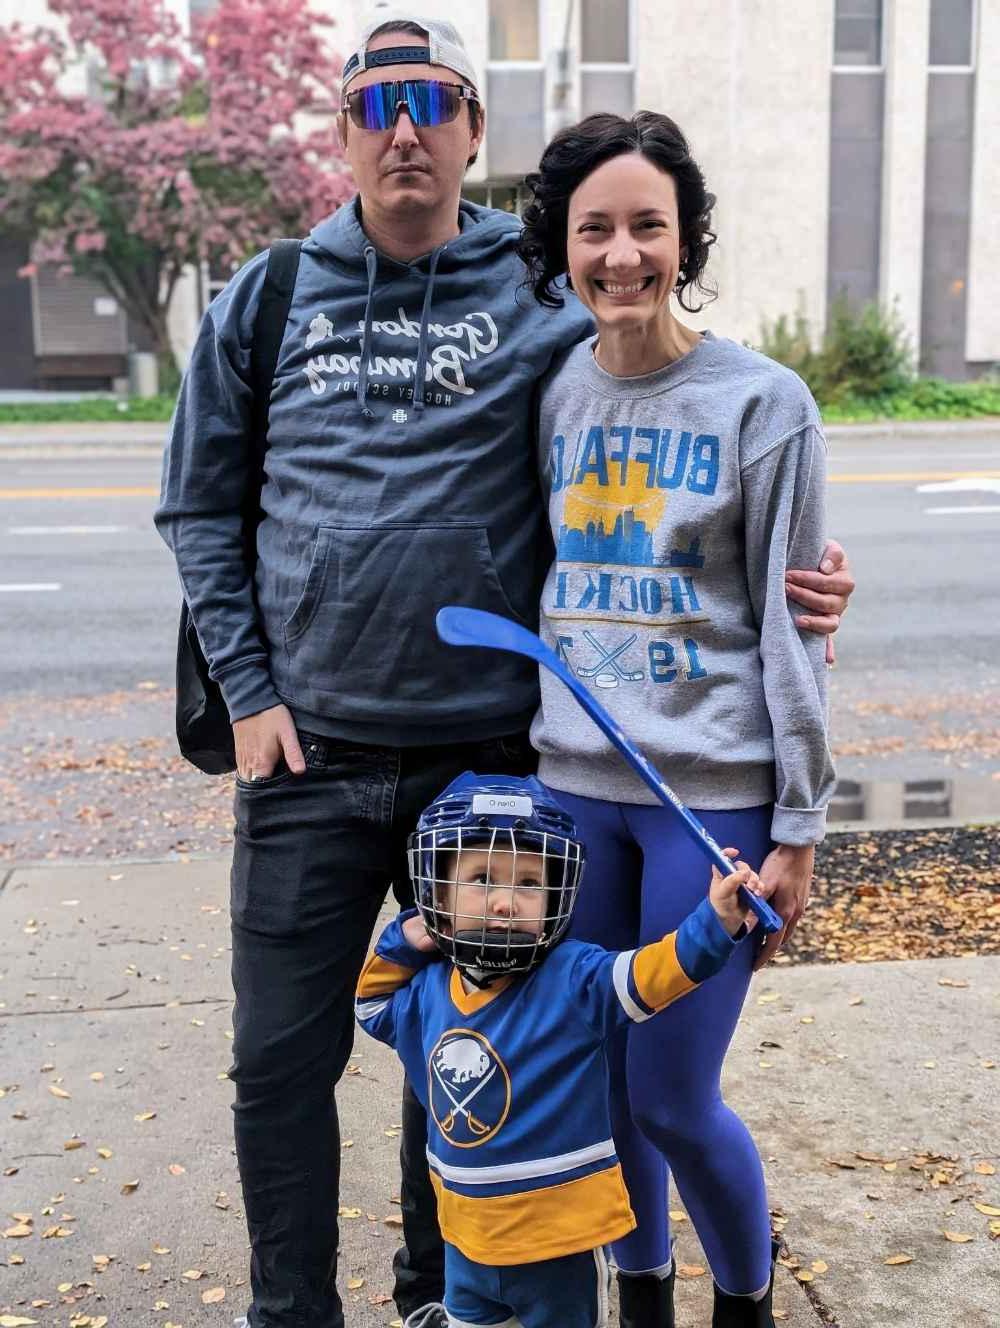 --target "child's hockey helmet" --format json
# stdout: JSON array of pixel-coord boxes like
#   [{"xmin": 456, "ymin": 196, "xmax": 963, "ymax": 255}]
[{"xmin": 408, "ymin": 772, "xmax": 585, "ymax": 978}]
